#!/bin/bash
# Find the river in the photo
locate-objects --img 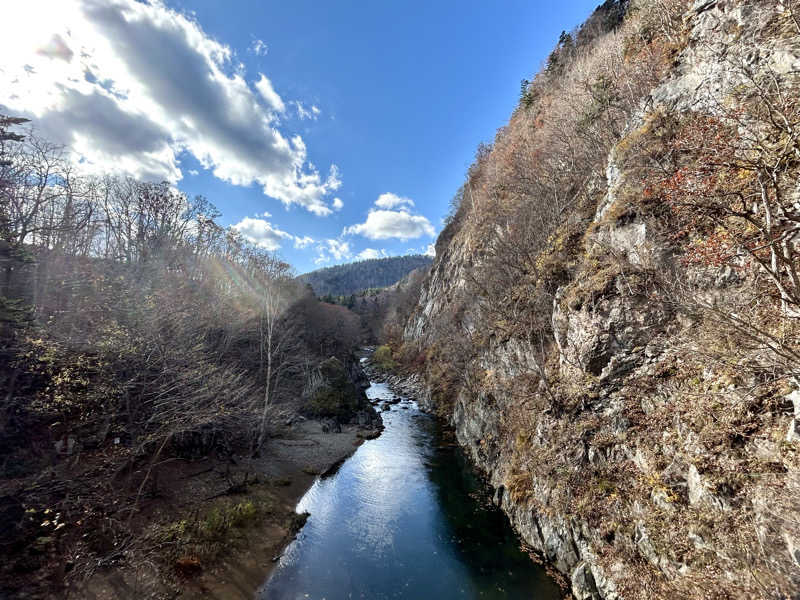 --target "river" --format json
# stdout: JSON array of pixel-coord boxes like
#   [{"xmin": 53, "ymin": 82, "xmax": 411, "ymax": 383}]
[{"xmin": 258, "ymin": 376, "xmax": 562, "ymax": 600}]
